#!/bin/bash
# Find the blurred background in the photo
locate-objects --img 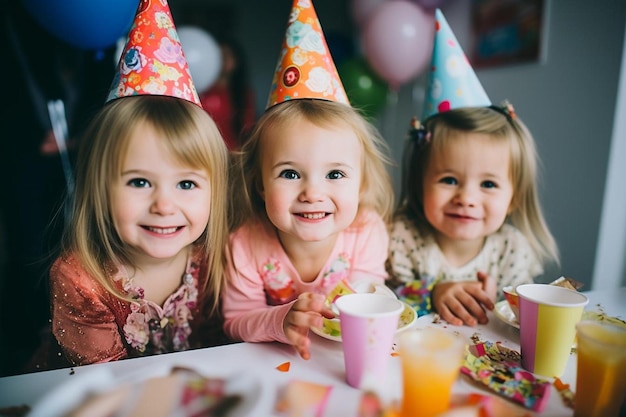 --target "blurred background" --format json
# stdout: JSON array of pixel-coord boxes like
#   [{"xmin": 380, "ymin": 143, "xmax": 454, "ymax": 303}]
[{"xmin": 1, "ymin": 0, "xmax": 625, "ymax": 376}]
